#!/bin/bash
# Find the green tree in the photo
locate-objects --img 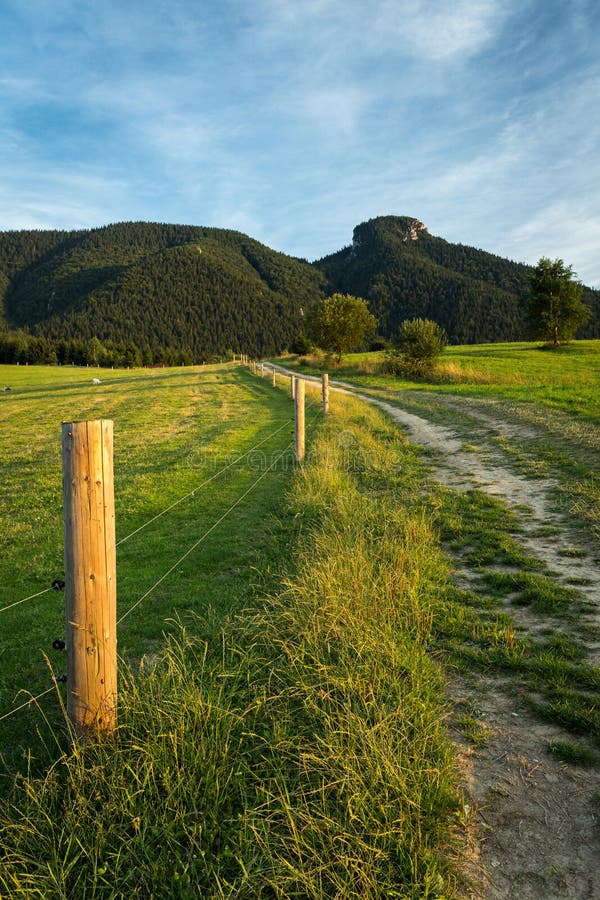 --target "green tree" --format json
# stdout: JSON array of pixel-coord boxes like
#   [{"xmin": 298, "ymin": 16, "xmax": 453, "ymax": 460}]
[
  {"xmin": 398, "ymin": 318, "xmax": 447, "ymax": 361},
  {"xmin": 289, "ymin": 332, "xmax": 314, "ymax": 355},
  {"xmin": 309, "ymin": 293, "xmax": 377, "ymax": 362},
  {"xmin": 386, "ymin": 318, "xmax": 447, "ymax": 376},
  {"xmin": 527, "ymin": 258, "xmax": 590, "ymax": 346}
]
